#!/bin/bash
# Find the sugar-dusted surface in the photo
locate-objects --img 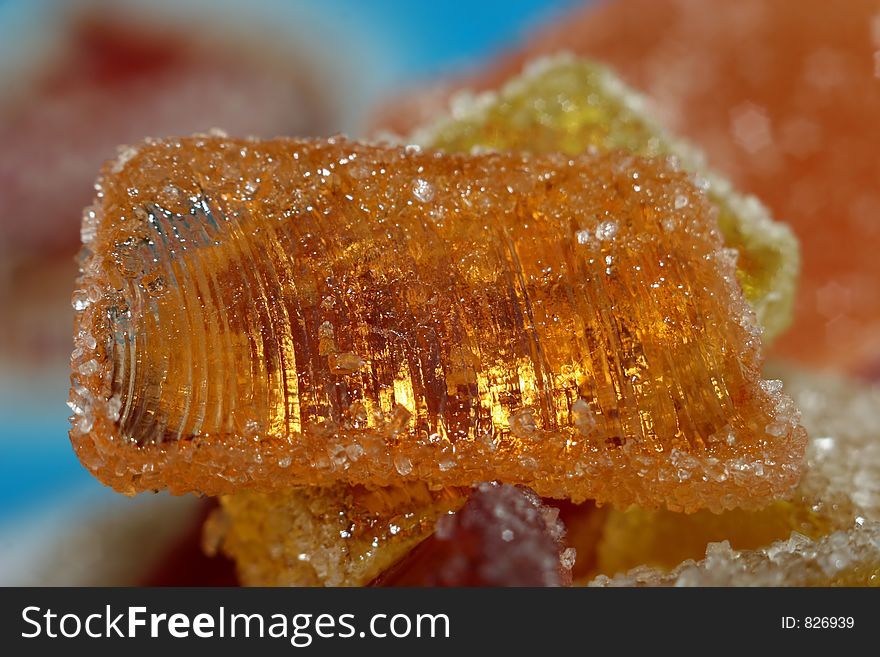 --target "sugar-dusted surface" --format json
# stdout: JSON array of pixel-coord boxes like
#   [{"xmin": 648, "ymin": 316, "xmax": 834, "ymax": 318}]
[
  {"xmin": 374, "ymin": 482, "xmax": 573, "ymax": 587},
  {"xmin": 207, "ymin": 483, "xmax": 464, "ymax": 586},
  {"xmin": 70, "ymin": 136, "xmax": 805, "ymax": 510},
  {"xmin": 410, "ymin": 56, "xmax": 798, "ymax": 342},
  {"xmin": 777, "ymin": 369, "xmax": 880, "ymax": 524},
  {"xmin": 591, "ymin": 523, "xmax": 880, "ymax": 587},
  {"xmin": 591, "ymin": 370, "xmax": 880, "ymax": 585}
]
